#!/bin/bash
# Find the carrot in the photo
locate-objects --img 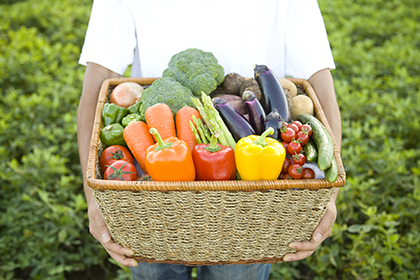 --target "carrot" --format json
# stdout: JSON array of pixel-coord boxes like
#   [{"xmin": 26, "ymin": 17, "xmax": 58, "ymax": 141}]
[
  {"xmin": 123, "ymin": 121, "xmax": 155, "ymax": 174},
  {"xmin": 145, "ymin": 103, "xmax": 176, "ymax": 142},
  {"xmin": 176, "ymin": 106, "xmax": 200, "ymax": 153}
]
